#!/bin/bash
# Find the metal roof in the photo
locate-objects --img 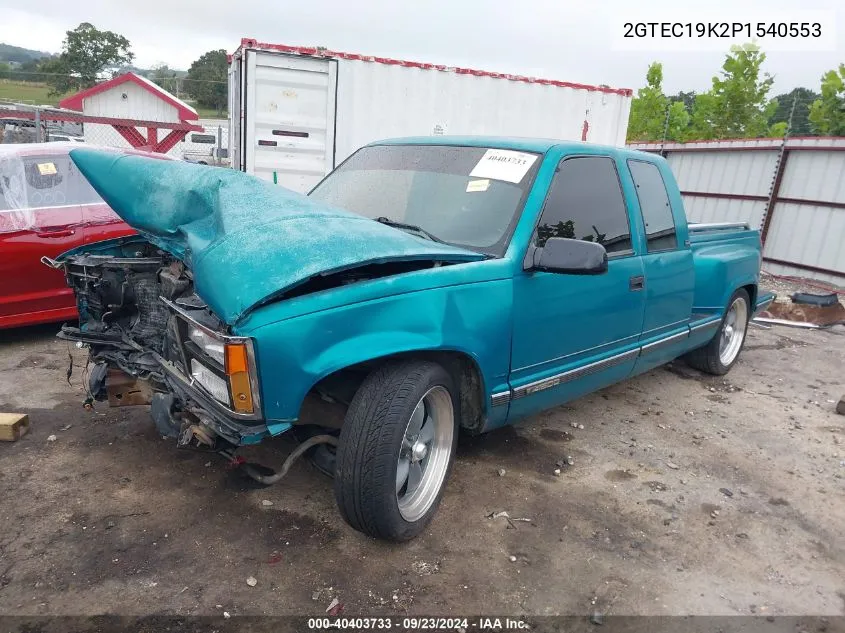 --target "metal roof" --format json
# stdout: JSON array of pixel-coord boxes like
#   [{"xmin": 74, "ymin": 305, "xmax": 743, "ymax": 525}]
[{"xmin": 235, "ymin": 38, "xmax": 633, "ymax": 97}]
